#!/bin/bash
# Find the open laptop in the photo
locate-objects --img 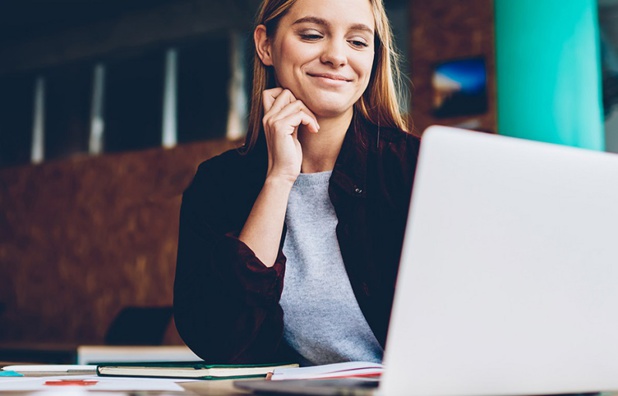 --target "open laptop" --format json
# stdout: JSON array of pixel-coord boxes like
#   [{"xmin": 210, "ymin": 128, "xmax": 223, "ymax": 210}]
[{"xmin": 236, "ymin": 125, "xmax": 618, "ymax": 396}]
